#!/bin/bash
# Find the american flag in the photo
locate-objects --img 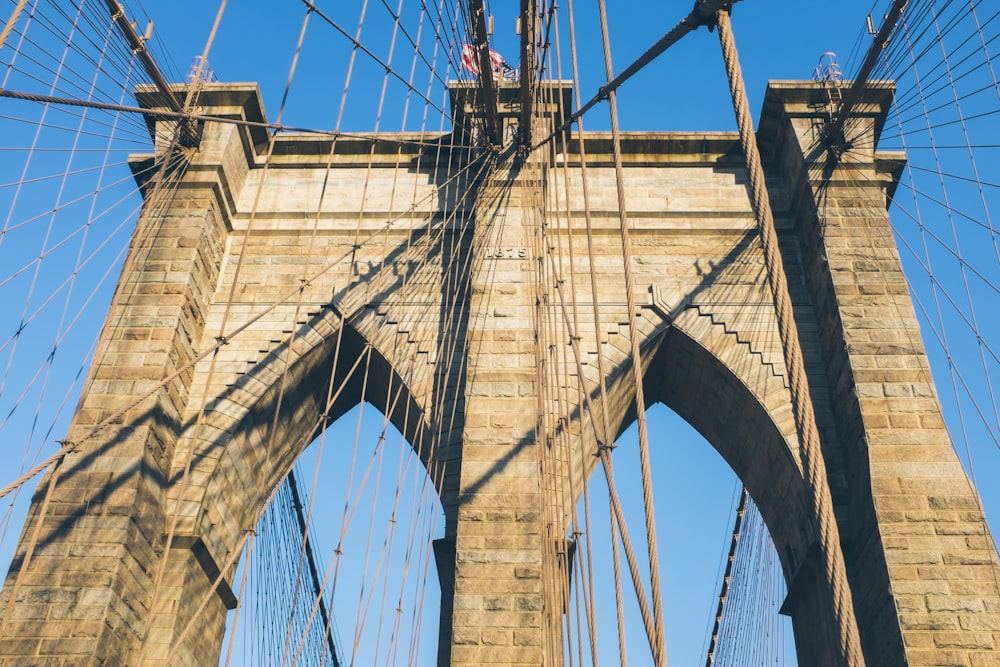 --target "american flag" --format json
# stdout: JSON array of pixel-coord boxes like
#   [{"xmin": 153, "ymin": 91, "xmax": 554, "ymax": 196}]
[{"xmin": 461, "ymin": 44, "xmax": 518, "ymax": 81}]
